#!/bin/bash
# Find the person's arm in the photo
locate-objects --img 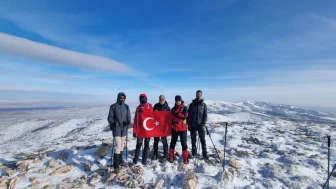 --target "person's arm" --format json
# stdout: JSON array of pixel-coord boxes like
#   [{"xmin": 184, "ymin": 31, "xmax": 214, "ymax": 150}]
[
  {"xmin": 201, "ymin": 103, "xmax": 208, "ymax": 125},
  {"xmin": 107, "ymin": 105, "xmax": 117, "ymax": 125},
  {"xmin": 133, "ymin": 107, "xmax": 138, "ymax": 134},
  {"xmin": 127, "ymin": 105, "xmax": 131, "ymax": 125}
]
